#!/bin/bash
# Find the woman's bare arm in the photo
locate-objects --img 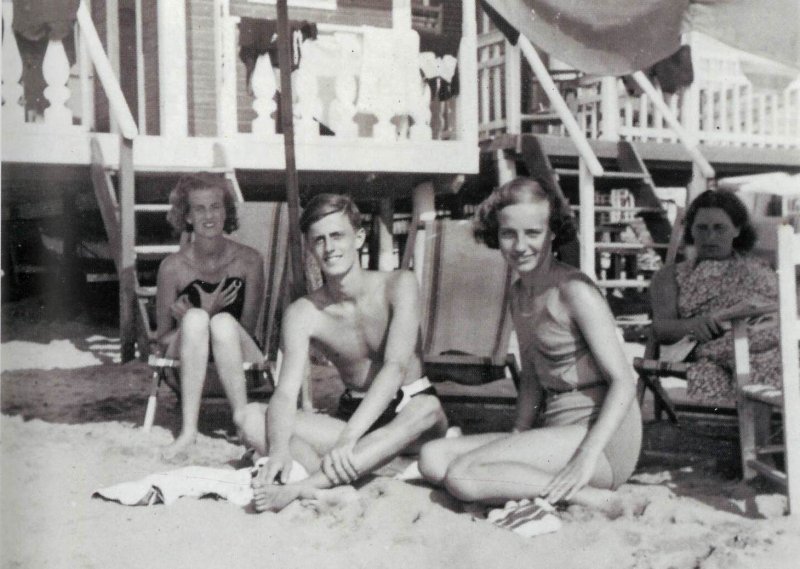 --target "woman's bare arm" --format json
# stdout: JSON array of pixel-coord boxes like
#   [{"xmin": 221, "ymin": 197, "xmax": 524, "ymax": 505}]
[{"xmin": 650, "ymin": 265, "xmax": 721, "ymax": 344}]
